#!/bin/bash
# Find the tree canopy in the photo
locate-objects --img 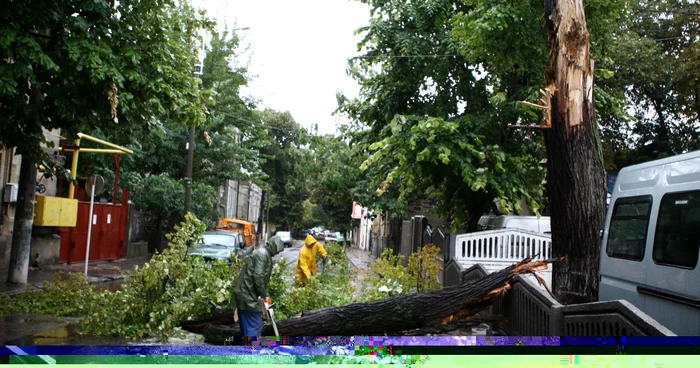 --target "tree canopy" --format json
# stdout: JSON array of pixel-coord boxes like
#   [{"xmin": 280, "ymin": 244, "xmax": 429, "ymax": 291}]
[
  {"xmin": 0, "ymin": 0, "xmax": 211, "ymax": 162},
  {"xmin": 337, "ymin": 0, "xmax": 698, "ymax": 231}
]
